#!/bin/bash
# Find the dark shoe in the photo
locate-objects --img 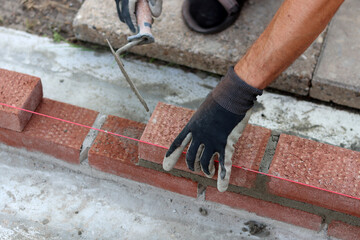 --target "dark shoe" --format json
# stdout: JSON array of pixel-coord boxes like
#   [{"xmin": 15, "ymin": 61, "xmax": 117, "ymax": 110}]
[{"xmin": 182, "ymin": 0, "xmax": 245, "ymax": 34}]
